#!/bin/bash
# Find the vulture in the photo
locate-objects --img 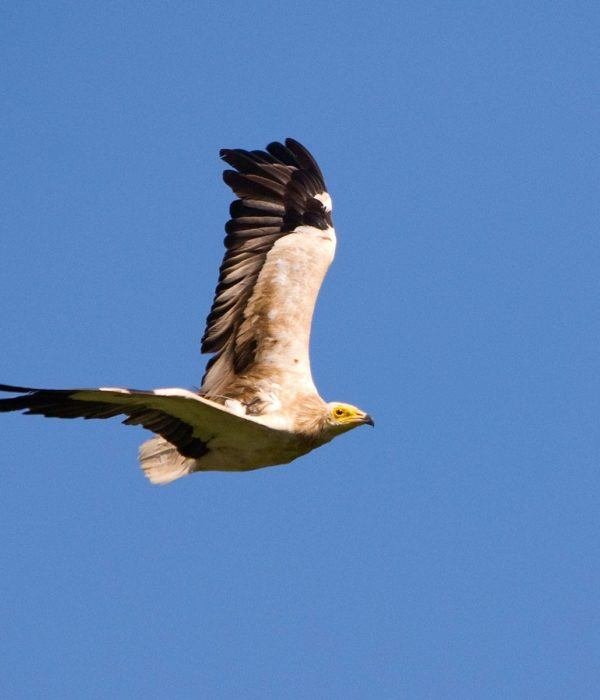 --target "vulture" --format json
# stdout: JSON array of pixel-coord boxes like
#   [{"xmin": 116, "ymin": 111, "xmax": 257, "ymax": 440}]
[{"xmin": 0, "ymin": 138, "xmax": 373, "ymax": 483}]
